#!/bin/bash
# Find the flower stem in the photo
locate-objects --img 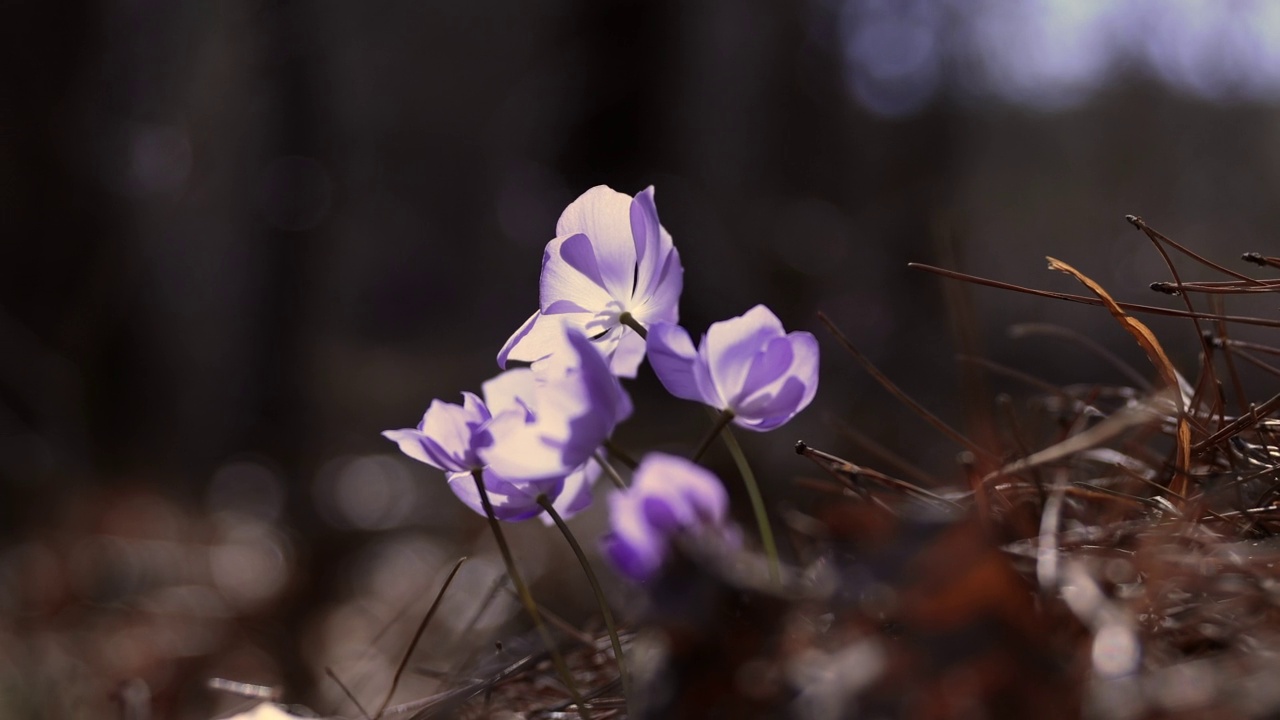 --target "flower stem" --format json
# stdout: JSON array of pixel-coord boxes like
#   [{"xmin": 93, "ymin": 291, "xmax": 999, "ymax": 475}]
[
  {"xmin": 693, "ymin": 408, "xmax": 736, "ymax": 462},
  {"xmin": 720, "ymin": 426, "xmax": 782, "ymax": 585},
  {"xmin": 537, "ymin": 495, "xmax": 631, "ymax": 705},
  {"xmin": 471, "ymin": 471, "xmax": 590, "ymax": 718},
  {"xmin": 593, "ymin": 450, "xmax": 628, "ymax": 490},
  {"xmin": 618, "ymin": 312, "xmax": 648, "ymax": 339},
  {"xmin": 603, "ymin": 439, "xmax": 638, "ymax": 469}
]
